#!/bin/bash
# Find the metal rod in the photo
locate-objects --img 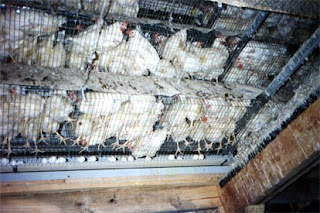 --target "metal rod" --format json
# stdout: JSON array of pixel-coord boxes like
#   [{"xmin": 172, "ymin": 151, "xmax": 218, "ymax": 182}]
[
  {"xmin": 0, "ymin": 166, "xmax": 231, "ymax": 182},
  {"xmin": 265, "ymin": 27, "xmax": 320, "ymax": 97},
  {"xmin": 205, "ymin": 4, "xmax": 222, "ymax": 29},
  {"xmin": 218, "ymin": 11, "xmax": 269, "ymax": 82},
  {"xmin": 225, "ymin": 26, "xmax": 320, "ymax": 155}
]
